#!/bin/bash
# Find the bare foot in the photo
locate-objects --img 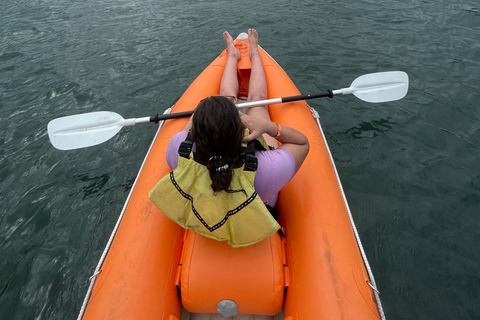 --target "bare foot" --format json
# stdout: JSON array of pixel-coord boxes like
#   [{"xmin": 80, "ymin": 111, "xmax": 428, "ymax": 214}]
[
  {"xmin": 248, "ymin": 28, "xmax": 260, "ymax": 58},
  {"xmin": 223, "ymin": 31, "xmax": 240, "ymax": 60}
]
